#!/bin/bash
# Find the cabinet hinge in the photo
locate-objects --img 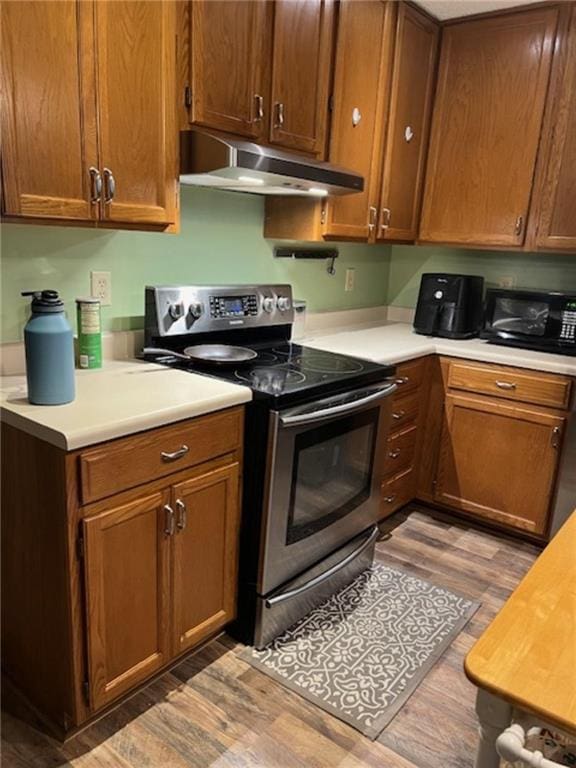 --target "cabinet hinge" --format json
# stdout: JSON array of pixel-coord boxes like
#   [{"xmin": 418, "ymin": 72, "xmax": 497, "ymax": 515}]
[
  {"xmin": 328, "ymin": 93, "xmax": 334, "ymax": 113},
  {"xmin": 76, "ymin": 532, "xmax": 84, "ymax": 560},
  {"xmin": 82, "ymin": 680, "xmax": 90, "ymax": 707},
  {"xmin": 320, "ymin": 206, "xmax": 327, "ymax": 225},
  {"xmin": 184, "ymin": 85, "xmax": 192, "ymax": 109}
]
